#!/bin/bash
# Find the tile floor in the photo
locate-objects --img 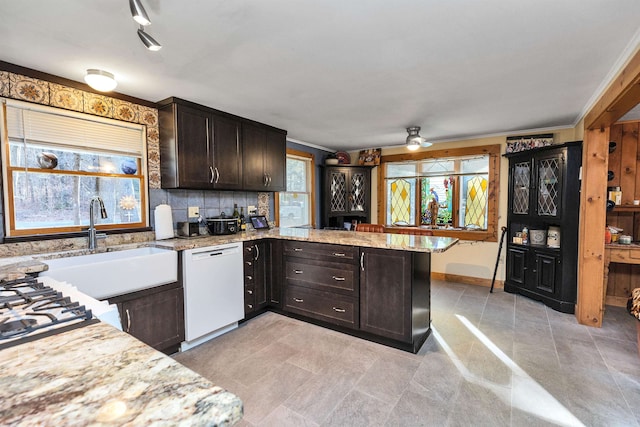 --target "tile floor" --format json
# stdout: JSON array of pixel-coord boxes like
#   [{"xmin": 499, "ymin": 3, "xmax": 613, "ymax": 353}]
[{"xmin": 173, "ymin": 280, "xmax": 640, "ymax": 426}]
